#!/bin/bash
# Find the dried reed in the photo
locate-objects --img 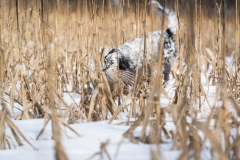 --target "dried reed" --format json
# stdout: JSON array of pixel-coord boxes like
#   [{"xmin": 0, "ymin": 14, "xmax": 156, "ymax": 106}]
[{"xmin": 0, "ymin": 0, "xmax": 239, "ymax": 159}]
